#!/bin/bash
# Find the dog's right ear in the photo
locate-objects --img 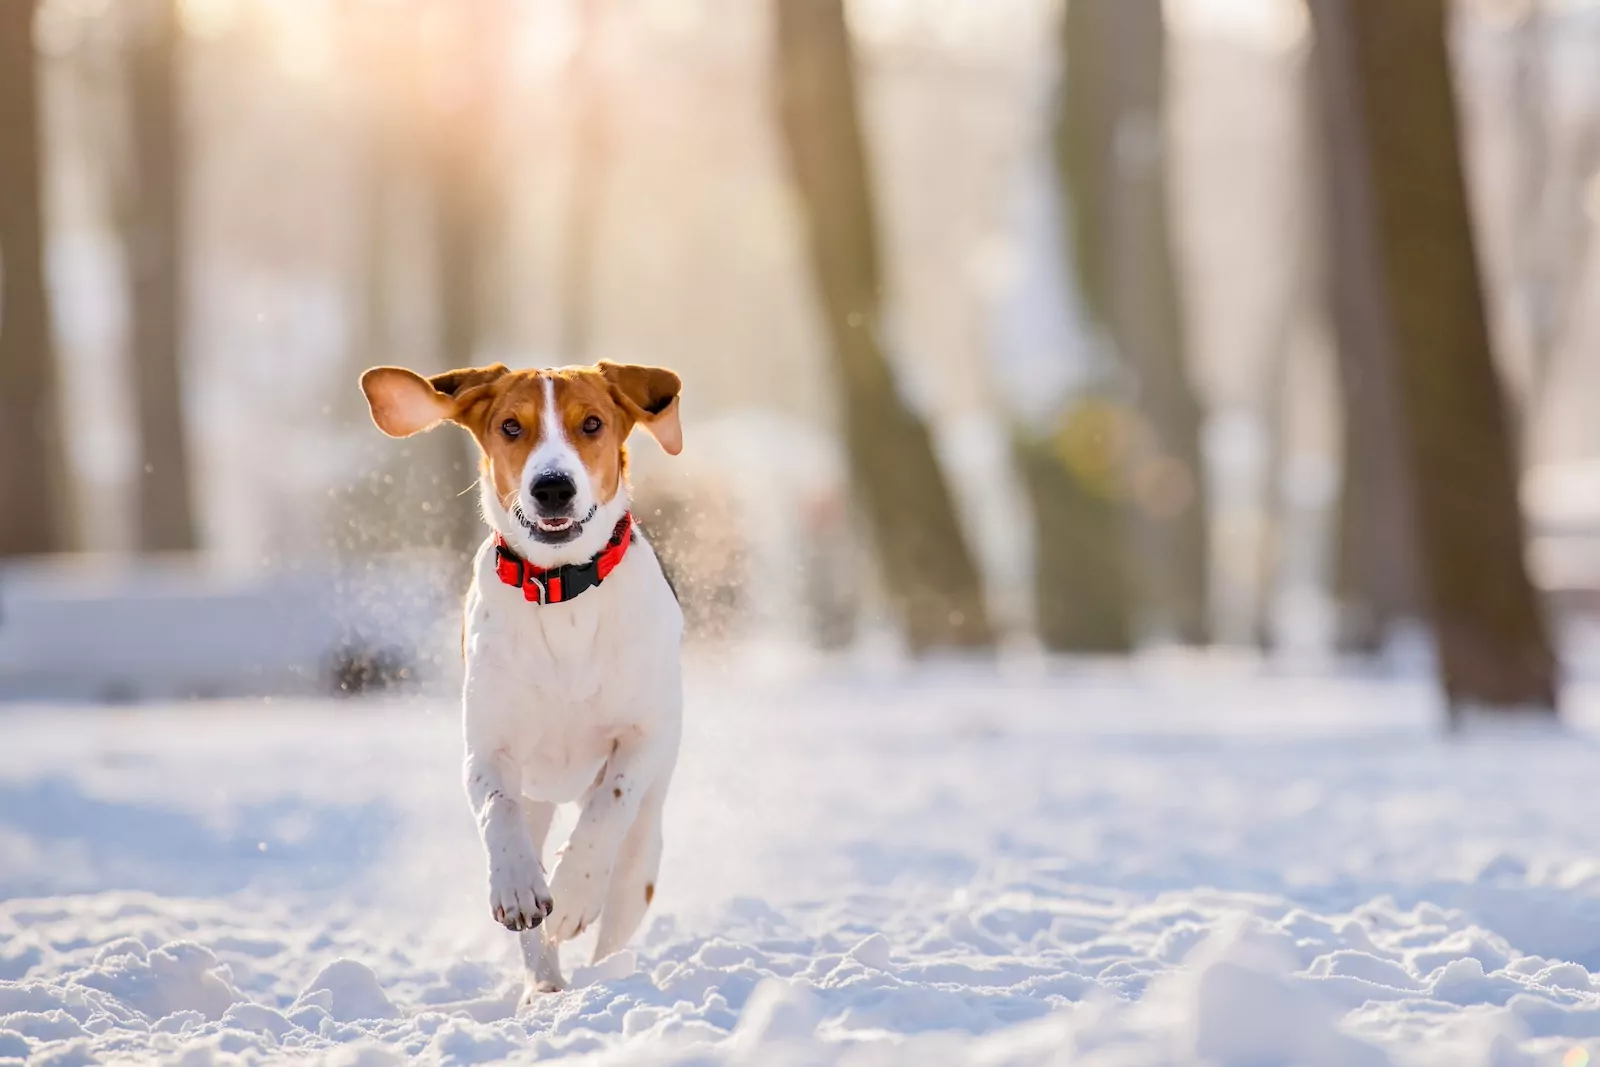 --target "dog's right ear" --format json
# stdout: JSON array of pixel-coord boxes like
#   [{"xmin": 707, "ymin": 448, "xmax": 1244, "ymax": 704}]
[
  {"xmin": 361, "ymin": 367, "xmax": 448, "ymax": 438},
  {"xmin": 360, "ymin": 364, "xmax": 509, "ymax": 438}
]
